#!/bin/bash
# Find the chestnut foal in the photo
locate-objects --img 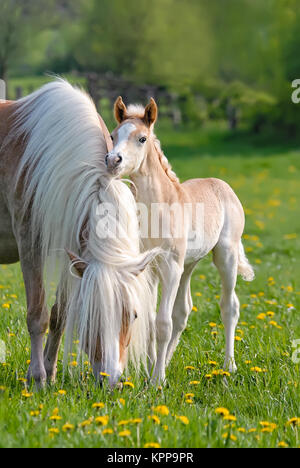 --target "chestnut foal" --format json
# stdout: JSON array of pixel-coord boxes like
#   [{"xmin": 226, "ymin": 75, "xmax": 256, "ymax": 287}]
[{"xmin": 106, "ymin": 97, "xmax": 255, "ymax": 383}]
